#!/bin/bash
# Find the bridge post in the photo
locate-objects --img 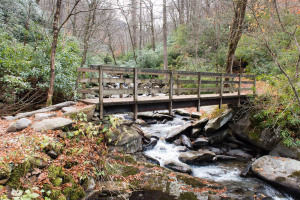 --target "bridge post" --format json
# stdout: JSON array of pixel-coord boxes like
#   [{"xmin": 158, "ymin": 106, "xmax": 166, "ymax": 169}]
[
  {"xmin": 151, "ymin": 75, "xmax": 155, "ymax": 97},
  {"xmin": 197, "ymin": 72, "xmax": 202, "ymax": 112},
  {"xmin": 169, "ymin": 71, "xmax": 173, "ymax": 115},
  {"xmin": 176, "ymin": 75, "xmax": 180, "ymax": 96},
  {"xmin": 219, "ymin": 74, "xmax": 224, "ymax": 109},
  {"xmin": 119, "ymin": 74, "xmax": 123, "ymax": 98},
  {"xmin": 238, "ymin": 73, "xmax": 242, "ymax": 107},
  {"xmin": 133, "ymin": 68, "xmax": 138, "ymax": 120},
  {"xmin": 82, "ymin": 72, "xmax": 86, "ymax": 99},
  {"xmin": 99, "ymin": 66, "xmax": 104, "ymax": 120}
]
